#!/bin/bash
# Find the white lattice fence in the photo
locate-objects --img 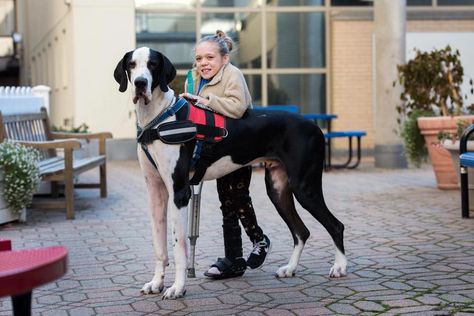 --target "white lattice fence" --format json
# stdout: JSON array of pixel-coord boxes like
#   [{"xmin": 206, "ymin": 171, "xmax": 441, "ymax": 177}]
[{"xmin": 0, "ymin": 85, "xmax": 50, "ymax": 114}]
